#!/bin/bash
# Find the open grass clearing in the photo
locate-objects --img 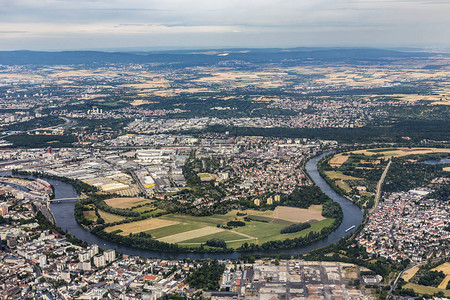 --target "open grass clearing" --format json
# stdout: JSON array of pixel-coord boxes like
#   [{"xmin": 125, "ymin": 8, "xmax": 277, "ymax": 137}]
[
  {"xmin": 104, "ymin": 197, "xmax": 153, "ymax": 209},
  {"xmin": 272, "ymin": 206, "xmax": 325, "ymax": 223},
  {"xmin": 234, "ymin": 218, "xmax": 334, "ymax": 245},
  {"xmin": 329, "ymin": 154, "xmax": 349, "ymax": 168},
  {"xmin": 336, "ymin": 180, "xmax": 352, "ymax": 193},
  {"xmin": 83, "ymin": 211, "xmax": 97, "ymax": 221},
  {"xmin": 105, "ymin": 218, "xmax": 178, "ymax": 235},
  {"xmin": 431, "ymin": 263, "xmax": 450, "ymax": 289},
  {"xmin": 403, "ymin": 283, "xmax": 450, "ymax": 297},
  {"xmin": 145, "ymin": 222, "xmax": 206, "ymax": 239},
  {"xmin": 432, "ymin": 262, "xmax": 450, "ymax": 274},
  {"xmin": 341, "ymin": 266, "xmax": 358, "ymax": 280},
  {"xmin": 438, "ymin": 275, "xmax": 450, "ymax": 290},
  {"xmin": 98, "ymin": 210, "xmax": 126, "ymax": 223},
  {"xmin": 159, "ymin": 213, "xmax": 232, "ymax": 227},
  {"xmin": 325, "ymin": 171, "xmax": 363, "ymax": 181},
  {"xmin": 352, "ymin": 147, "xmax": 450, "ymax": 158},
  {"xmin": 402, "ymin": 266, "xmax": 419, "ymax": 282},
  {"xmin": 142, "ymin": 209, "xmax": 333, "ymax": 248}
]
